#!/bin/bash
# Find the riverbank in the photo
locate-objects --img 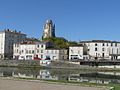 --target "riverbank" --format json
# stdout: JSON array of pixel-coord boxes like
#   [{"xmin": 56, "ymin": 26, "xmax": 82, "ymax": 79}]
[
  {"xmin": 0, "ymin": 60, "xmax": 120, "ymax": 71},
  {"xmin": 0, "ymin": 77, "xmax": 108, "ymax": 90}
]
